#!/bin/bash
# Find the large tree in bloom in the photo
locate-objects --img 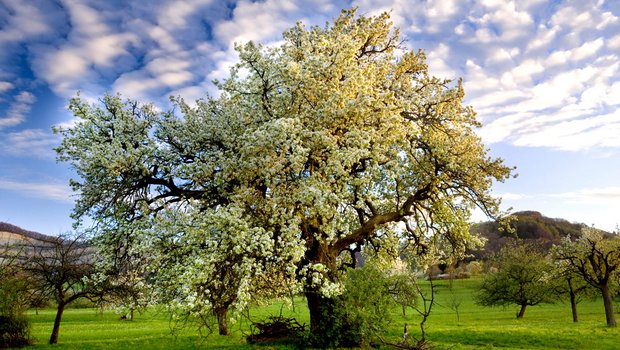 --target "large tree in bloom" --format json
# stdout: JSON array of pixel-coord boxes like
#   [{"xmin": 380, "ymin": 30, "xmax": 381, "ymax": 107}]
[{"xmin": 55, "ymin": 9, "xmax": 512, "ymax": 337}]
